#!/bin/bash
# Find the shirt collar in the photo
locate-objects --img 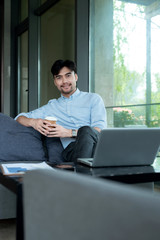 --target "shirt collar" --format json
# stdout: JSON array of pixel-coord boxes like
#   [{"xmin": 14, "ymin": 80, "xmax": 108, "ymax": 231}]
[{"xmin": 61, "ymin": 88, "xmax": 80, "ymax": 100}]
